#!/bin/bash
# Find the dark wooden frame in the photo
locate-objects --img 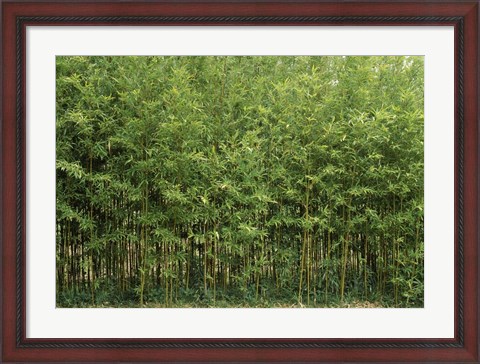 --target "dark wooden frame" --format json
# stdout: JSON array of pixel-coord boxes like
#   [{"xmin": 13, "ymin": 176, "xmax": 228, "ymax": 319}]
[{"xmin": 2, "ymin": 1, "xmax": 478, "ymax": 362}]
